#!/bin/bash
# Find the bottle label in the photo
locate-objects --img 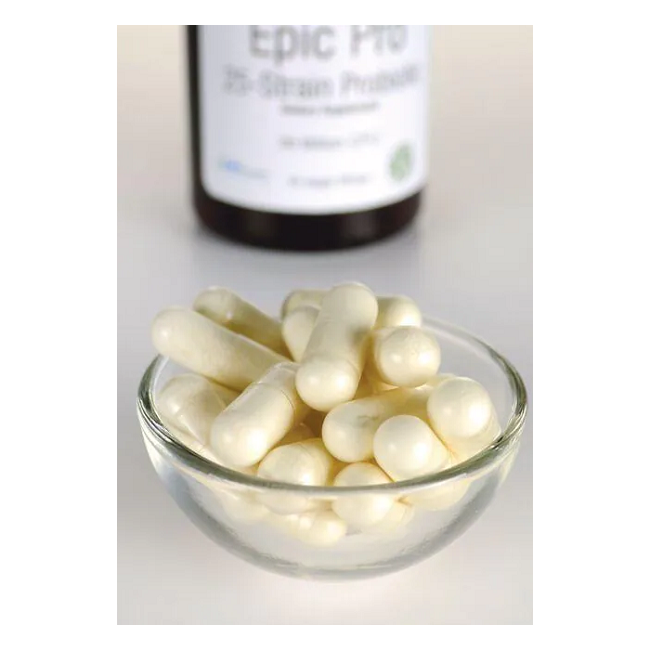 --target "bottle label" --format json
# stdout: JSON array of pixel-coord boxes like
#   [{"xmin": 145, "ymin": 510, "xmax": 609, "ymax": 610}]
[{"xmin": 198, "ymin": 26, "xmax": 429, "ymax": 214}]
